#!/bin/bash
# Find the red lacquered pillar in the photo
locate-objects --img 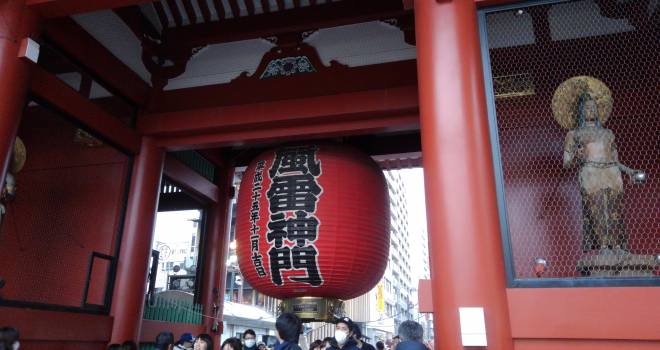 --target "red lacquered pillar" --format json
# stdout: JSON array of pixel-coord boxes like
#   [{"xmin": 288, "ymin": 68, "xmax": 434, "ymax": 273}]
[
  {"xmin": 200, "ymin": 166, "xmax": 234, "ymax": 350},
  {"xmin": 414, "ymin": 0, "xmax": 513, "ymax": 349},
  {"xmin": 110, "ymin": 137, "xmax": 165, "ymax": 343},
  {"xmin": 0, "ymin": 0, "xmax": 38, "ymax": 181}
]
